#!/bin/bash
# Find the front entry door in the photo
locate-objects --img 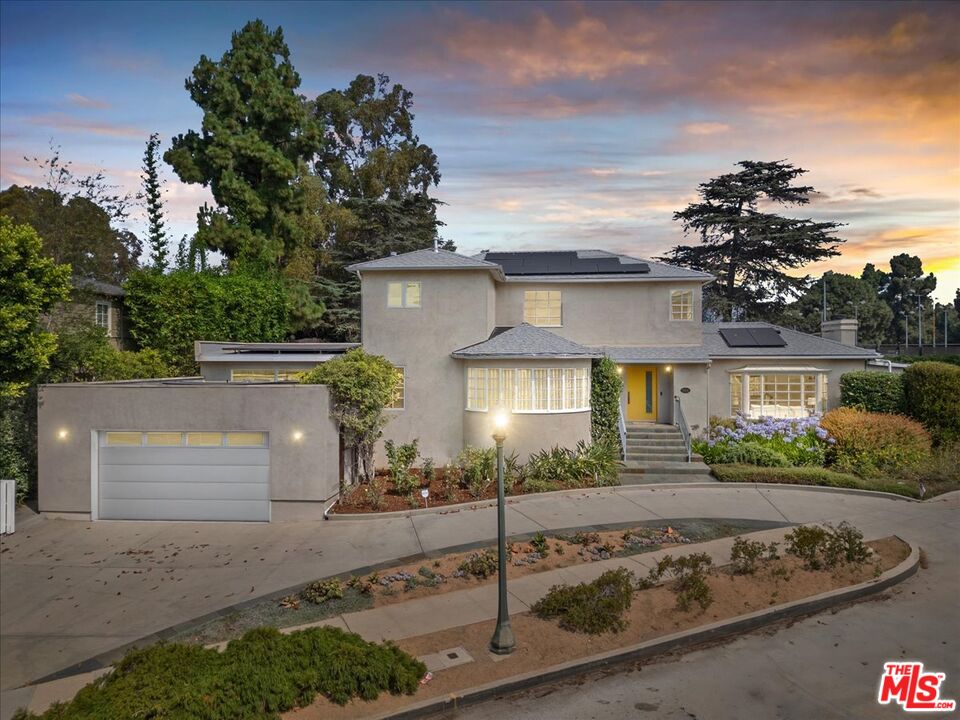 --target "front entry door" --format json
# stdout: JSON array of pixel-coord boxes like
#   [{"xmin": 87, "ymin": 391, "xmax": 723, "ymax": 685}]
[{"xmin": 626, "ymin": 365, "xmax": 658, "ymax": 421}]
